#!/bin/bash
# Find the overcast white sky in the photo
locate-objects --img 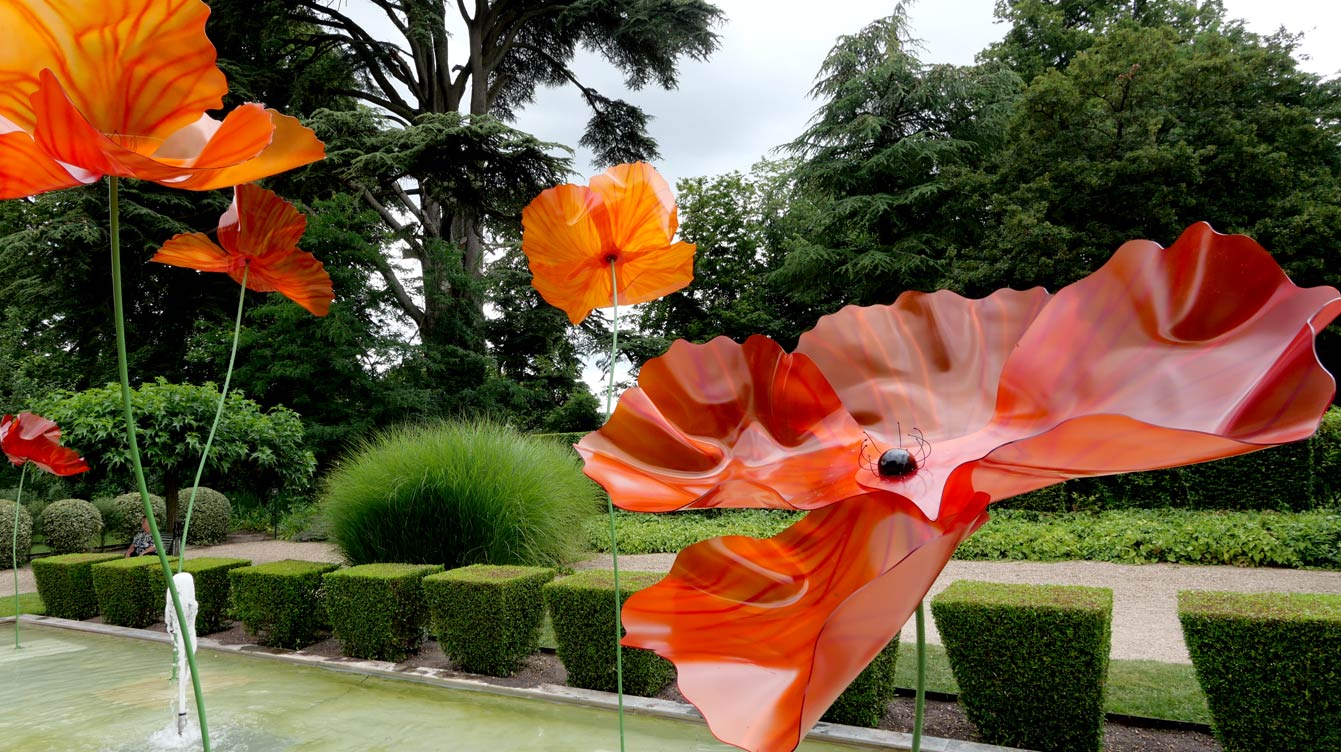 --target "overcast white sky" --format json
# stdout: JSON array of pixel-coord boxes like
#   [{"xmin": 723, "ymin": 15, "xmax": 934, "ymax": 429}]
[{"xmin": 510, "ymin": 0, "xmax": 1341, "ymax": 189}]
